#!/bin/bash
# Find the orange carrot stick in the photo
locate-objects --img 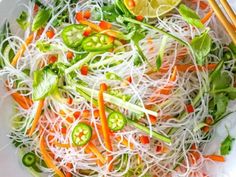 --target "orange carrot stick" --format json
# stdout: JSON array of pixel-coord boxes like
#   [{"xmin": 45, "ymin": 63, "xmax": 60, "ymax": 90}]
[
  {"xmin": 87, "ymin": 142, "xmax": 106, "ymax": 165},
  {"xmin": 28, "ymin": 100, "xmax": 44, "ymax": 136},
  {"xmin": 160, "ymin": 64, "xmax": 217, "ymax": 73},
  {"xmin": 98, "ymin": 85, "xmax": 113, "ymax": 171},
  {"xmin": 11, "ymin": 34, "xmax": 34, "ymax": 67},
  {"xmin": 115, "ymin": 136, "xmax": 134, "ymax": 149},
  {"xmin": 204, "ymin": 155, "xmax": 225, "ymax": 162},
  {"xmin": 40, "ymin": 137, "xmax": 65, "ymax": 177},
  {"xmin": 201, "ymin": 9, "xmax": 214, "ymax": 24},
  {"xmin": 159, "ymin": 66, "xmax": 177, "ymax": 95}
]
